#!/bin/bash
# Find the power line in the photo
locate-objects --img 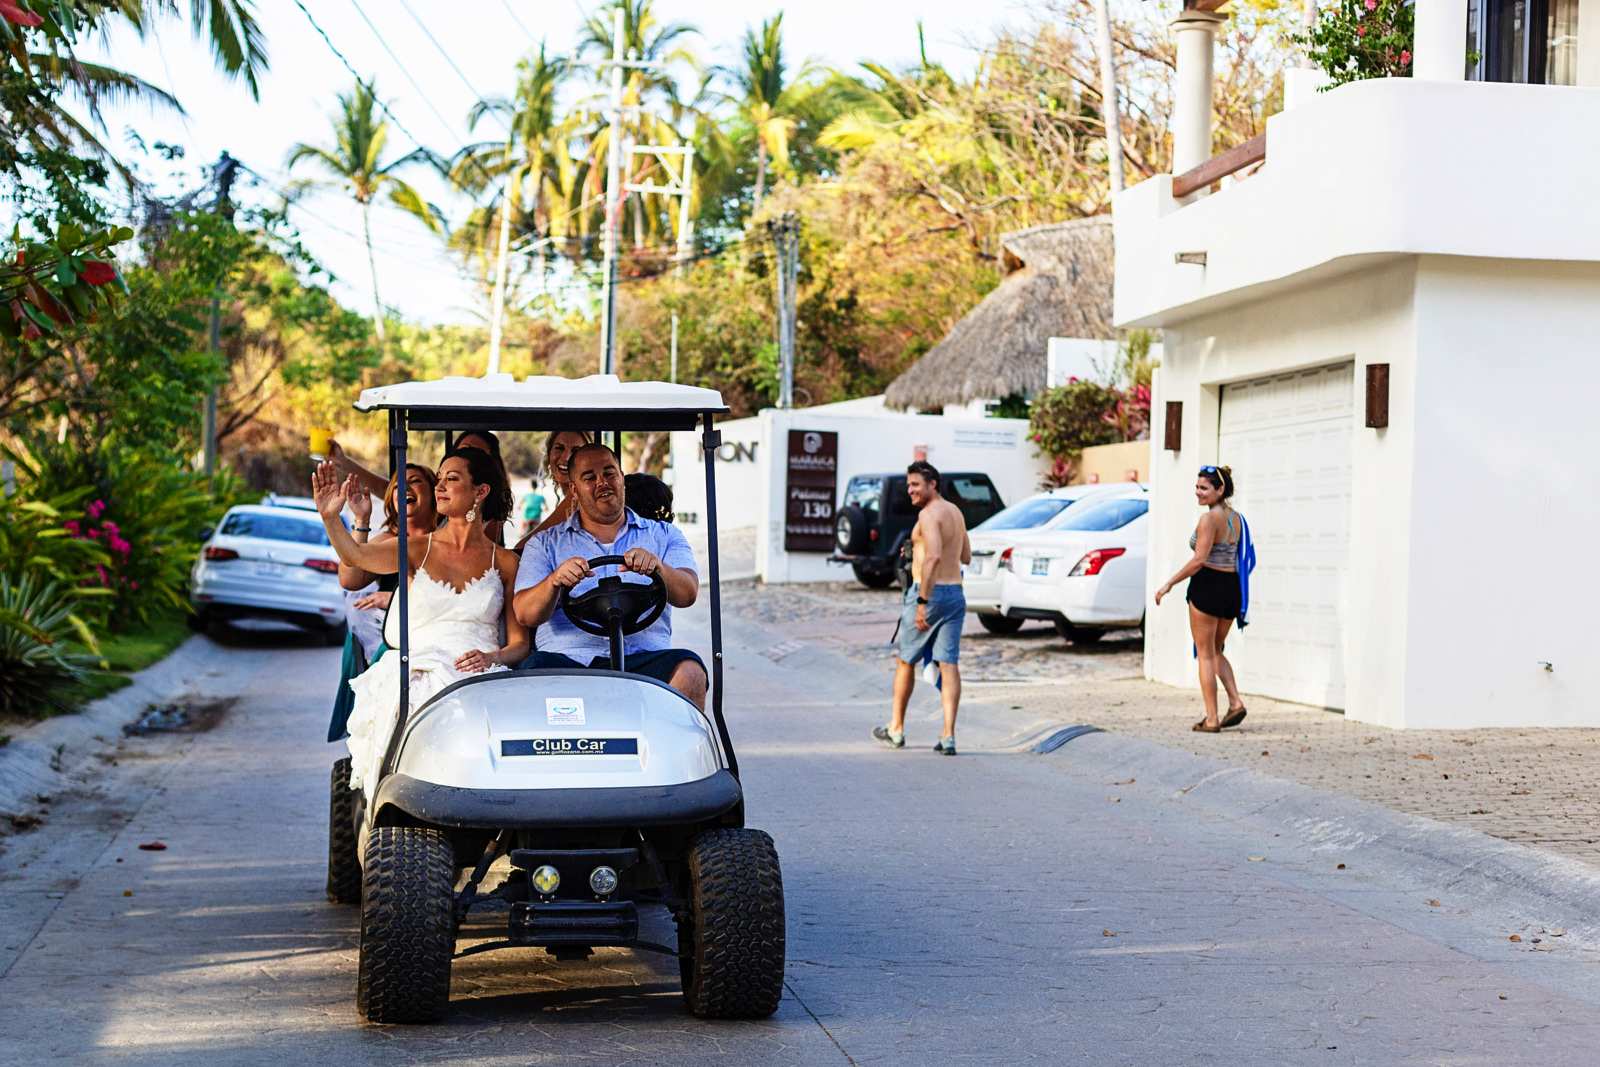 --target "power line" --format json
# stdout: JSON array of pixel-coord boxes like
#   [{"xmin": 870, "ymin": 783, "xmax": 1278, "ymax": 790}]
[
  {"xmin": 344, "ymin": 0, "xmax": 467, "ymax": 143},
  {"xmin": 289, "ymin": 0, "xmax": 434, "ymax": 156},
  {"xmin": 394, "ymin": 0, "xmax": 509, "ymax": 136},
  {"xmin": 501, "ymin": 0, "xmax": 539, "ymax": 45}
]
